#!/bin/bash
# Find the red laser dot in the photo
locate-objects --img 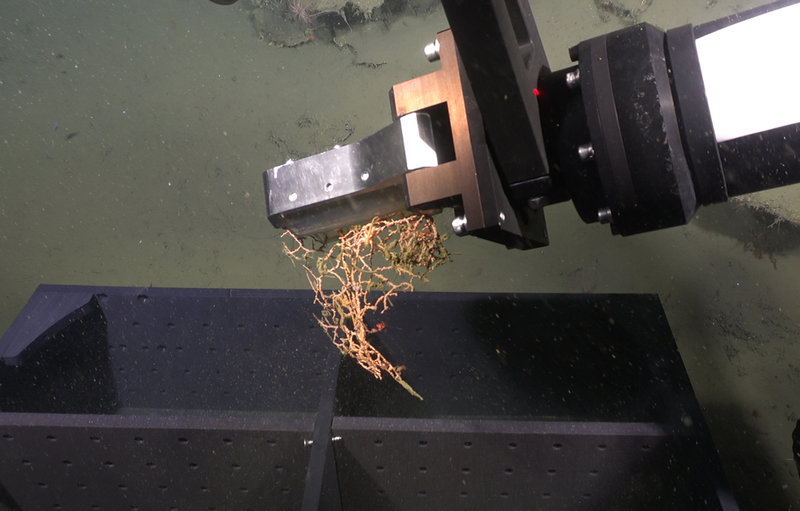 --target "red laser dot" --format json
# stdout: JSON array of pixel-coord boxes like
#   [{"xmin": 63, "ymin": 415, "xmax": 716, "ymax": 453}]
[{"xmin": 533, "ymin": 88, "xmax": 540, "ymax": 96}]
